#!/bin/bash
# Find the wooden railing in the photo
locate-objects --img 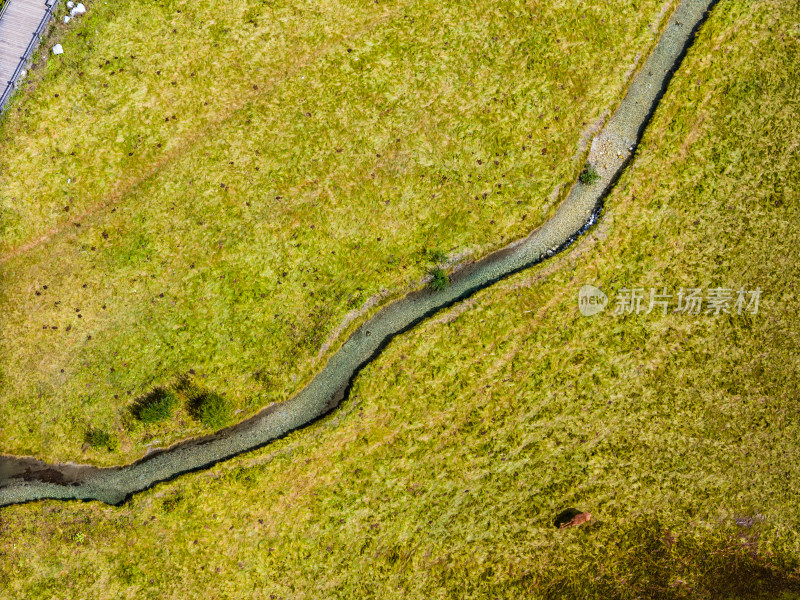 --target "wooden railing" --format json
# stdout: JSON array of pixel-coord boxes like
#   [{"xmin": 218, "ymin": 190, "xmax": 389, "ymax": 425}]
[{"xmin": 0, "ymin": 0, "xmax": 60, "ymax": 113}]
